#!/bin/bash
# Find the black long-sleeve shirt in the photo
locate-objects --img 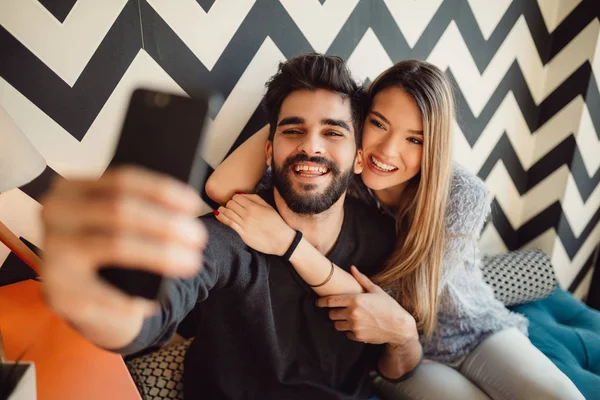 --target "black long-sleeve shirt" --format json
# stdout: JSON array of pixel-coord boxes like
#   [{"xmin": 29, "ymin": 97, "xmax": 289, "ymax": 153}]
[{"xmin": 119, "ymin": 192, "xmax": 396, "ymax": 399}]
